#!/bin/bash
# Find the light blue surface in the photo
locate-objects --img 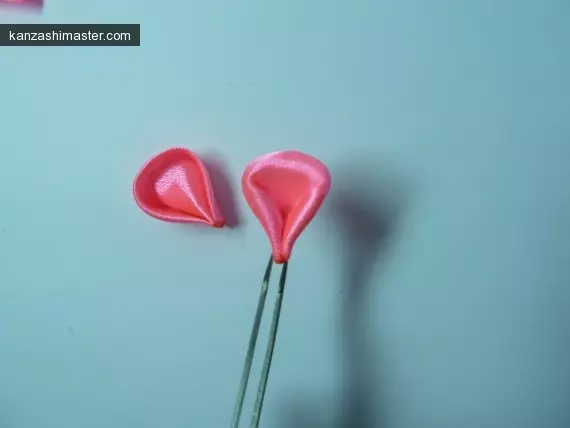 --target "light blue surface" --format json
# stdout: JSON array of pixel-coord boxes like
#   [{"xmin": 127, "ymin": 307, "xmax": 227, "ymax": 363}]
[{"xmin": 1, "ymin": 1, "xmax": 569, "ymax": 427}]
